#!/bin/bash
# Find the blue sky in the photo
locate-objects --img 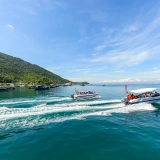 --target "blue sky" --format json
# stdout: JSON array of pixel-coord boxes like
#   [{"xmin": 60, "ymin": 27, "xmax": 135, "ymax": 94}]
[{"xmin": 0, "ymin": 0, "xmax": 160, "ymax": 83}]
